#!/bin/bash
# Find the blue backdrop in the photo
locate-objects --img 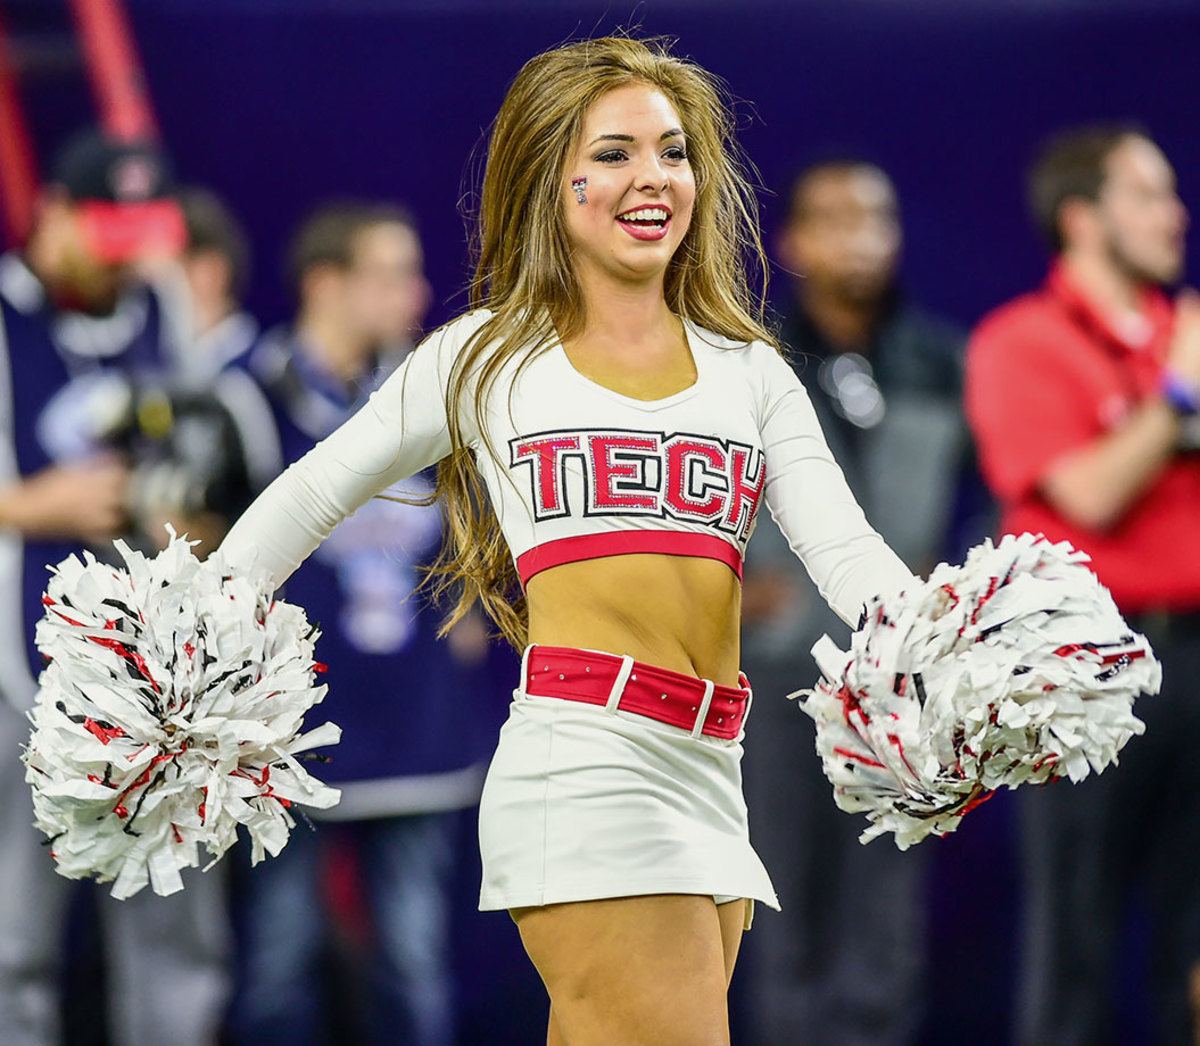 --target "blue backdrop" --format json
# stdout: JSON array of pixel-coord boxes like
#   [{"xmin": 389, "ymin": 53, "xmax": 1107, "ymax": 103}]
[
  {"xmin": 10, "ymin": 0, "xmax": 1200, "ymax": 331},
  {"xmin": 9, "ymin": 1, "xmax": 1199, "ymax": 1041}
]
